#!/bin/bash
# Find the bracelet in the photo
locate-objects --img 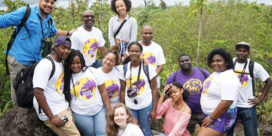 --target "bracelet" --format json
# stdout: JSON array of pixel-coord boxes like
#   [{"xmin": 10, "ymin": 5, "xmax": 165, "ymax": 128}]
[
  {"xmin": 207, "ymin": 116, "xmax": 214, "ymax": 122},
  {"xmin": 66, "ymin": 30, "xmax": 70, "ymax": 36}
]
